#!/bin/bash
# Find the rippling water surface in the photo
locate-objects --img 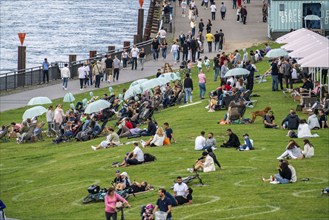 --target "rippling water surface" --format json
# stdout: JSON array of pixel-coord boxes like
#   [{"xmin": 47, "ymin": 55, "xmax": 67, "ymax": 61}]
[{"xmin": 0, "ymin": 0, "xmax": 149, "ymax": 73}]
